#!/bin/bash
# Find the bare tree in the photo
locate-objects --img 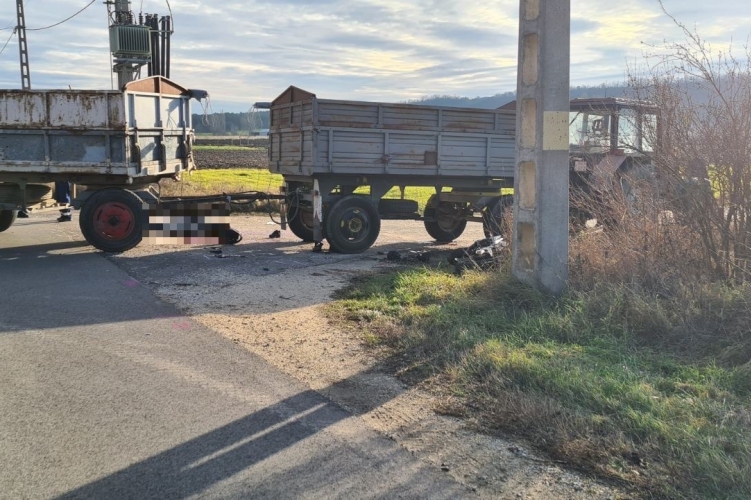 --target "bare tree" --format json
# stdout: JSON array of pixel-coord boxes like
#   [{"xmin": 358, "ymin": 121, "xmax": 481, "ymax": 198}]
[
  {"xmin": 209, "ymin": 111, "xmax": 227, "ymax": 136},
  {"xmin": 629, "ymin": 2, "xmax": 751, "ymax": 280}
]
